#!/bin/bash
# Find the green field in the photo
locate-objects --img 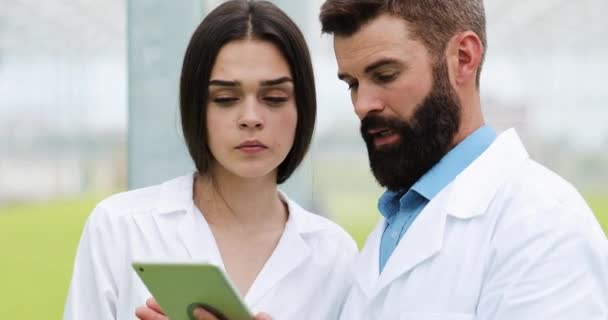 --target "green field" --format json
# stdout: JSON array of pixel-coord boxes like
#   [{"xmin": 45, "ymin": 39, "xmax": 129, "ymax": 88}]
[
  {"xmin": 0, "ymin": 191, "xmax": 606, "ymax": 319},
  {"xmin": 587, "ymin": 193, "xmax": 608, "ymax": 234},
  {"xmin": 0, "ymin": 195, "xmax": 102, "ymax": 319}
]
